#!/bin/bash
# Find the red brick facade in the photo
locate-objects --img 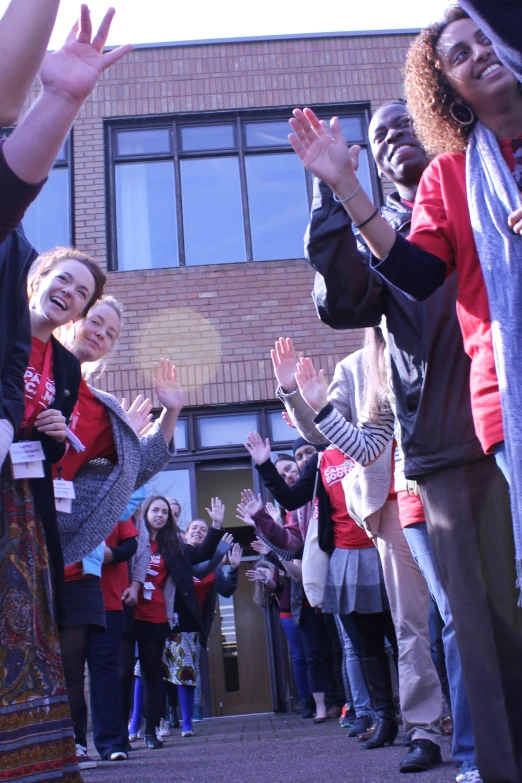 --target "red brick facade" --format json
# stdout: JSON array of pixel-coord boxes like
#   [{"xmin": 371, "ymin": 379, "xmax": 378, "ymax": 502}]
[{"xmin": 30, "ymin": 31, "xmax": 416, "ymax": 406}]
